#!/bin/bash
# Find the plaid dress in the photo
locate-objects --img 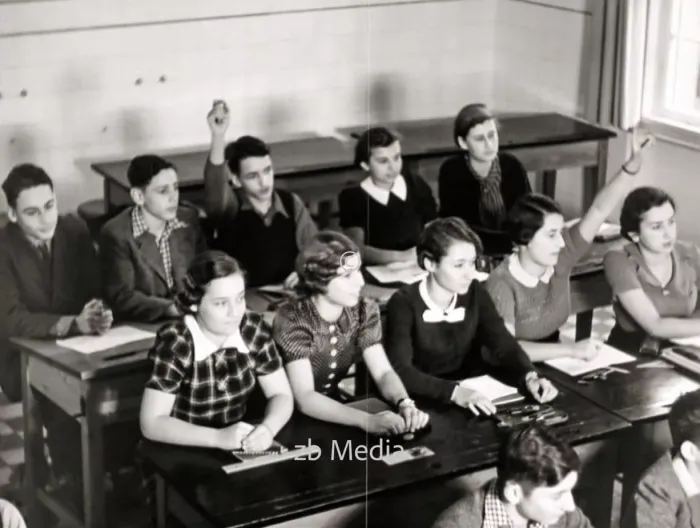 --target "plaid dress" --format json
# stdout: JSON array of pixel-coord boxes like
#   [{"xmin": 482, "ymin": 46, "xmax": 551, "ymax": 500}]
[{"xmin": 146, "ymin": 312, "xmax": 283, "ymax": 427}]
